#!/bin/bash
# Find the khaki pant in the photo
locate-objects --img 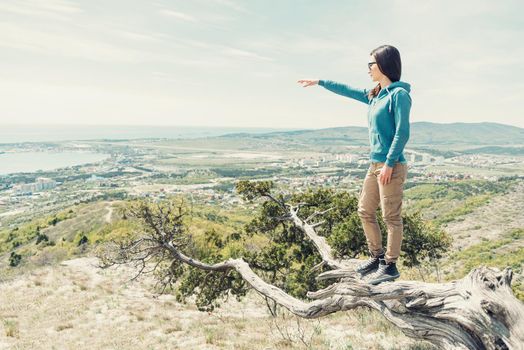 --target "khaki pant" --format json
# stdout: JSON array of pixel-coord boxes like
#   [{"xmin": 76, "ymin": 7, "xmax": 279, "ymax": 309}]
[{"xmin": 357, "ymin": 162, "xmax": 408, "ymax": 264}]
